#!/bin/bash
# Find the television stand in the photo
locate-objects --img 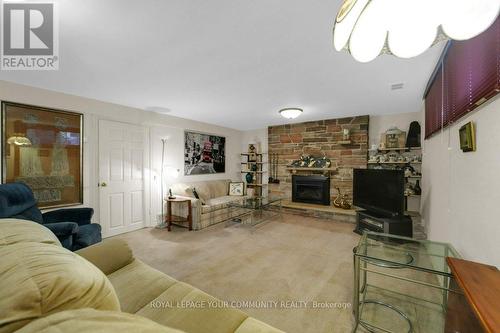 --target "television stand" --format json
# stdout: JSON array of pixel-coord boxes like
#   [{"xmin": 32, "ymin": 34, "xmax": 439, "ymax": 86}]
[{"xmin": 354, "ymin": 210, "xmax": 412, "ymax": 238}]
